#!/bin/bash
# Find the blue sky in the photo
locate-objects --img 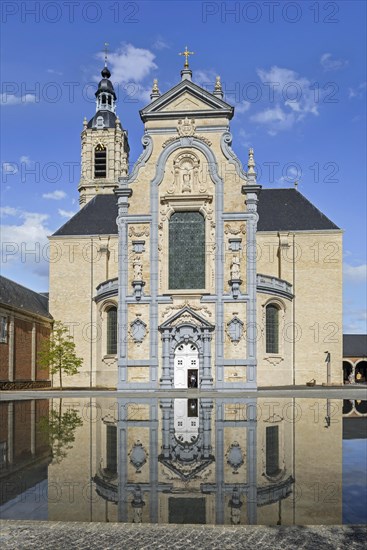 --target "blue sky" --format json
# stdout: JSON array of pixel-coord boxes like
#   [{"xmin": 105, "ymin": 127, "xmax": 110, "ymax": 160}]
[{"xmin": 1, "ymin": 0, "xmax": 366, "ymax": 333}]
